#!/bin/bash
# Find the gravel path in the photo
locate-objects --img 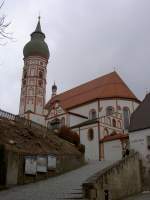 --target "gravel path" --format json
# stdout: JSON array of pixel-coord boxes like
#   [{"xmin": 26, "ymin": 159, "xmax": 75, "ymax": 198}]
[{"xmin": 0, "ymin": 161, "xmax": 112, "ymax": 200}]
